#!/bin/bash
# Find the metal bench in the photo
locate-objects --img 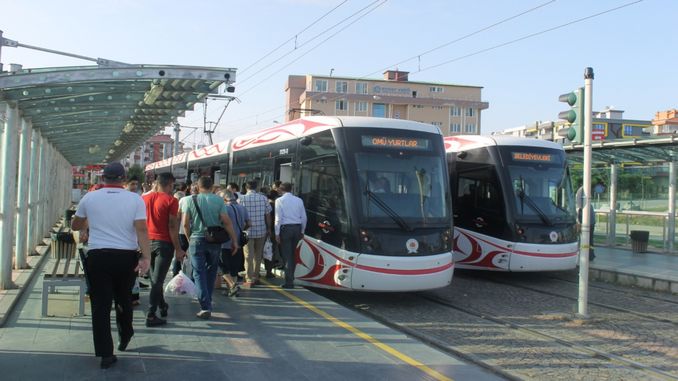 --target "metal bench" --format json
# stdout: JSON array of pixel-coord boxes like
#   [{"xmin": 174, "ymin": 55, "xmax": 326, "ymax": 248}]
[{"xmin": 41, "ymin": 230, "xmax": 86, "ymax": 317}]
